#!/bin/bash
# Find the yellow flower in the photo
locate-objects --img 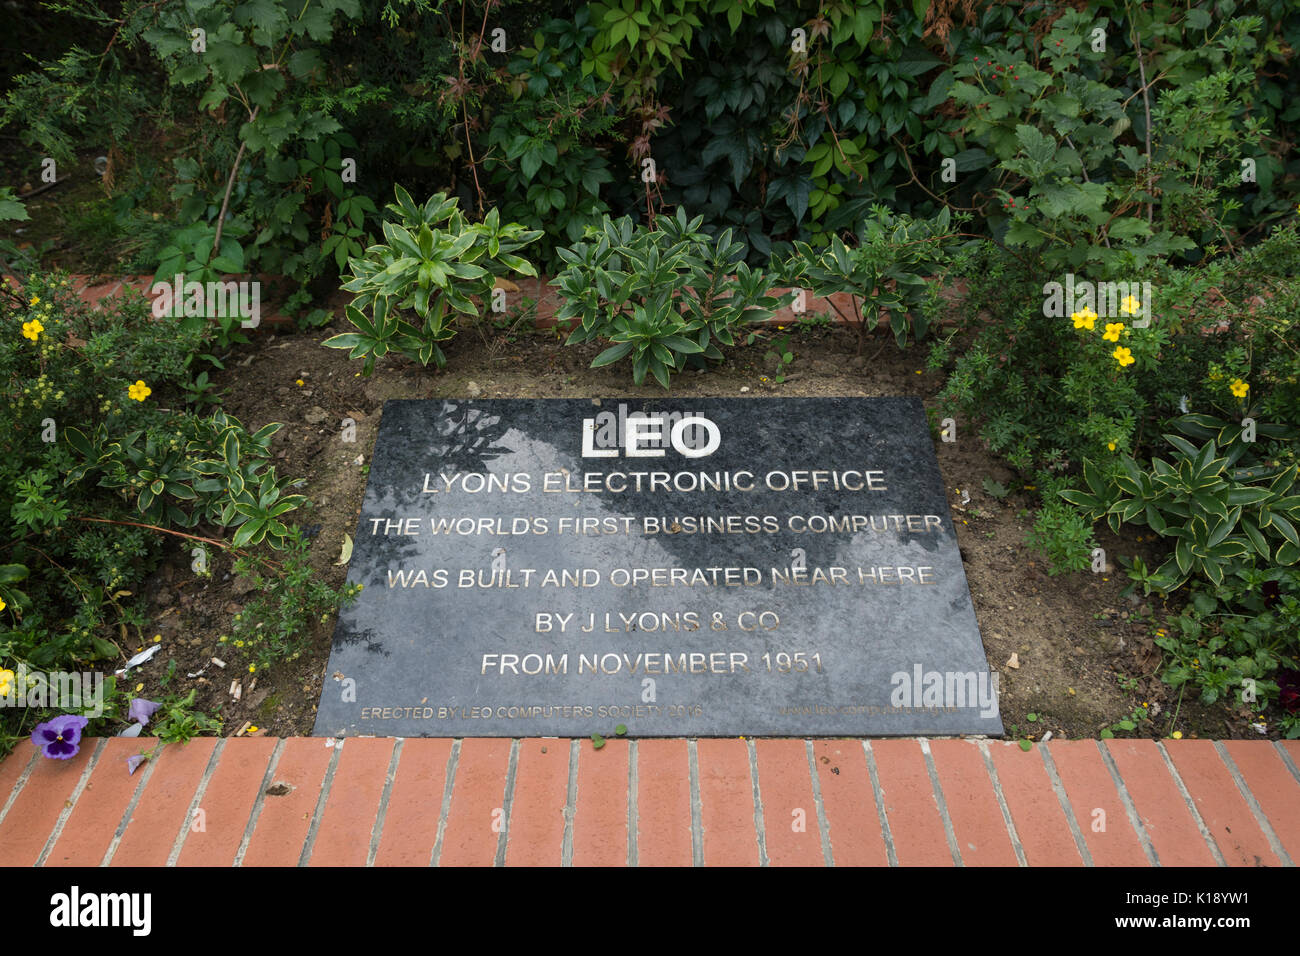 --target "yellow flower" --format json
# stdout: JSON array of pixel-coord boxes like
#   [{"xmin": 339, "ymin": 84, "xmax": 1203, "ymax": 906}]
[
  {"xmin": 1119, "ymin": 295, "xmax": 1141, "ymax": 316},
  {"xmin": 1102, "ymin": 322, "xmax": 1124, "ymax": 342},
  {"xmin": 0, "ymin": 667, "xmax": 13, "ymax": 690},
  {"xmin": 1209, "ymin": 371, "xmax": 1222, "ymax": 381},
  {"xmin": 1071, "ymin": 307, "xmax": 1098, "ymax": 330},
  {"xmin": 296, "ymin": 379, "xmax": 305, "ymax": 386},
  {"xmin": 29, "ymin": 296, "xmax": 39, "ymax": 306},
  {"xmin": 21, "ymin": 319, "xmax": 43, "ymax": 341},
  {"xmin": 248, "ymin": 664, "xmax": 256, "ymax": 673},
  {"xmin": 1113, "ymin": 346, "xmax": 1135, "ymax": 367},
  {"xmin": 0, "ymin": 597, "xmax": 6, "ymax": 612},
  {"xmin": 1107, "ymin": 441, "xmax": 1116, "ymax": 451},
  {"xmin": 1230, "ymin": 379, "xmax": 1249, "ymax": 398},
  {"xmin": 1171, "ymin": 731, "xmax": 1183, "ymax": 740},
  {"xmin": 127, "ymin": 380, "xmax": 152, "ymax": 402},
  {"xmin": 248, "ymin": 725, "xmax": 259, "ymax": 733}
]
